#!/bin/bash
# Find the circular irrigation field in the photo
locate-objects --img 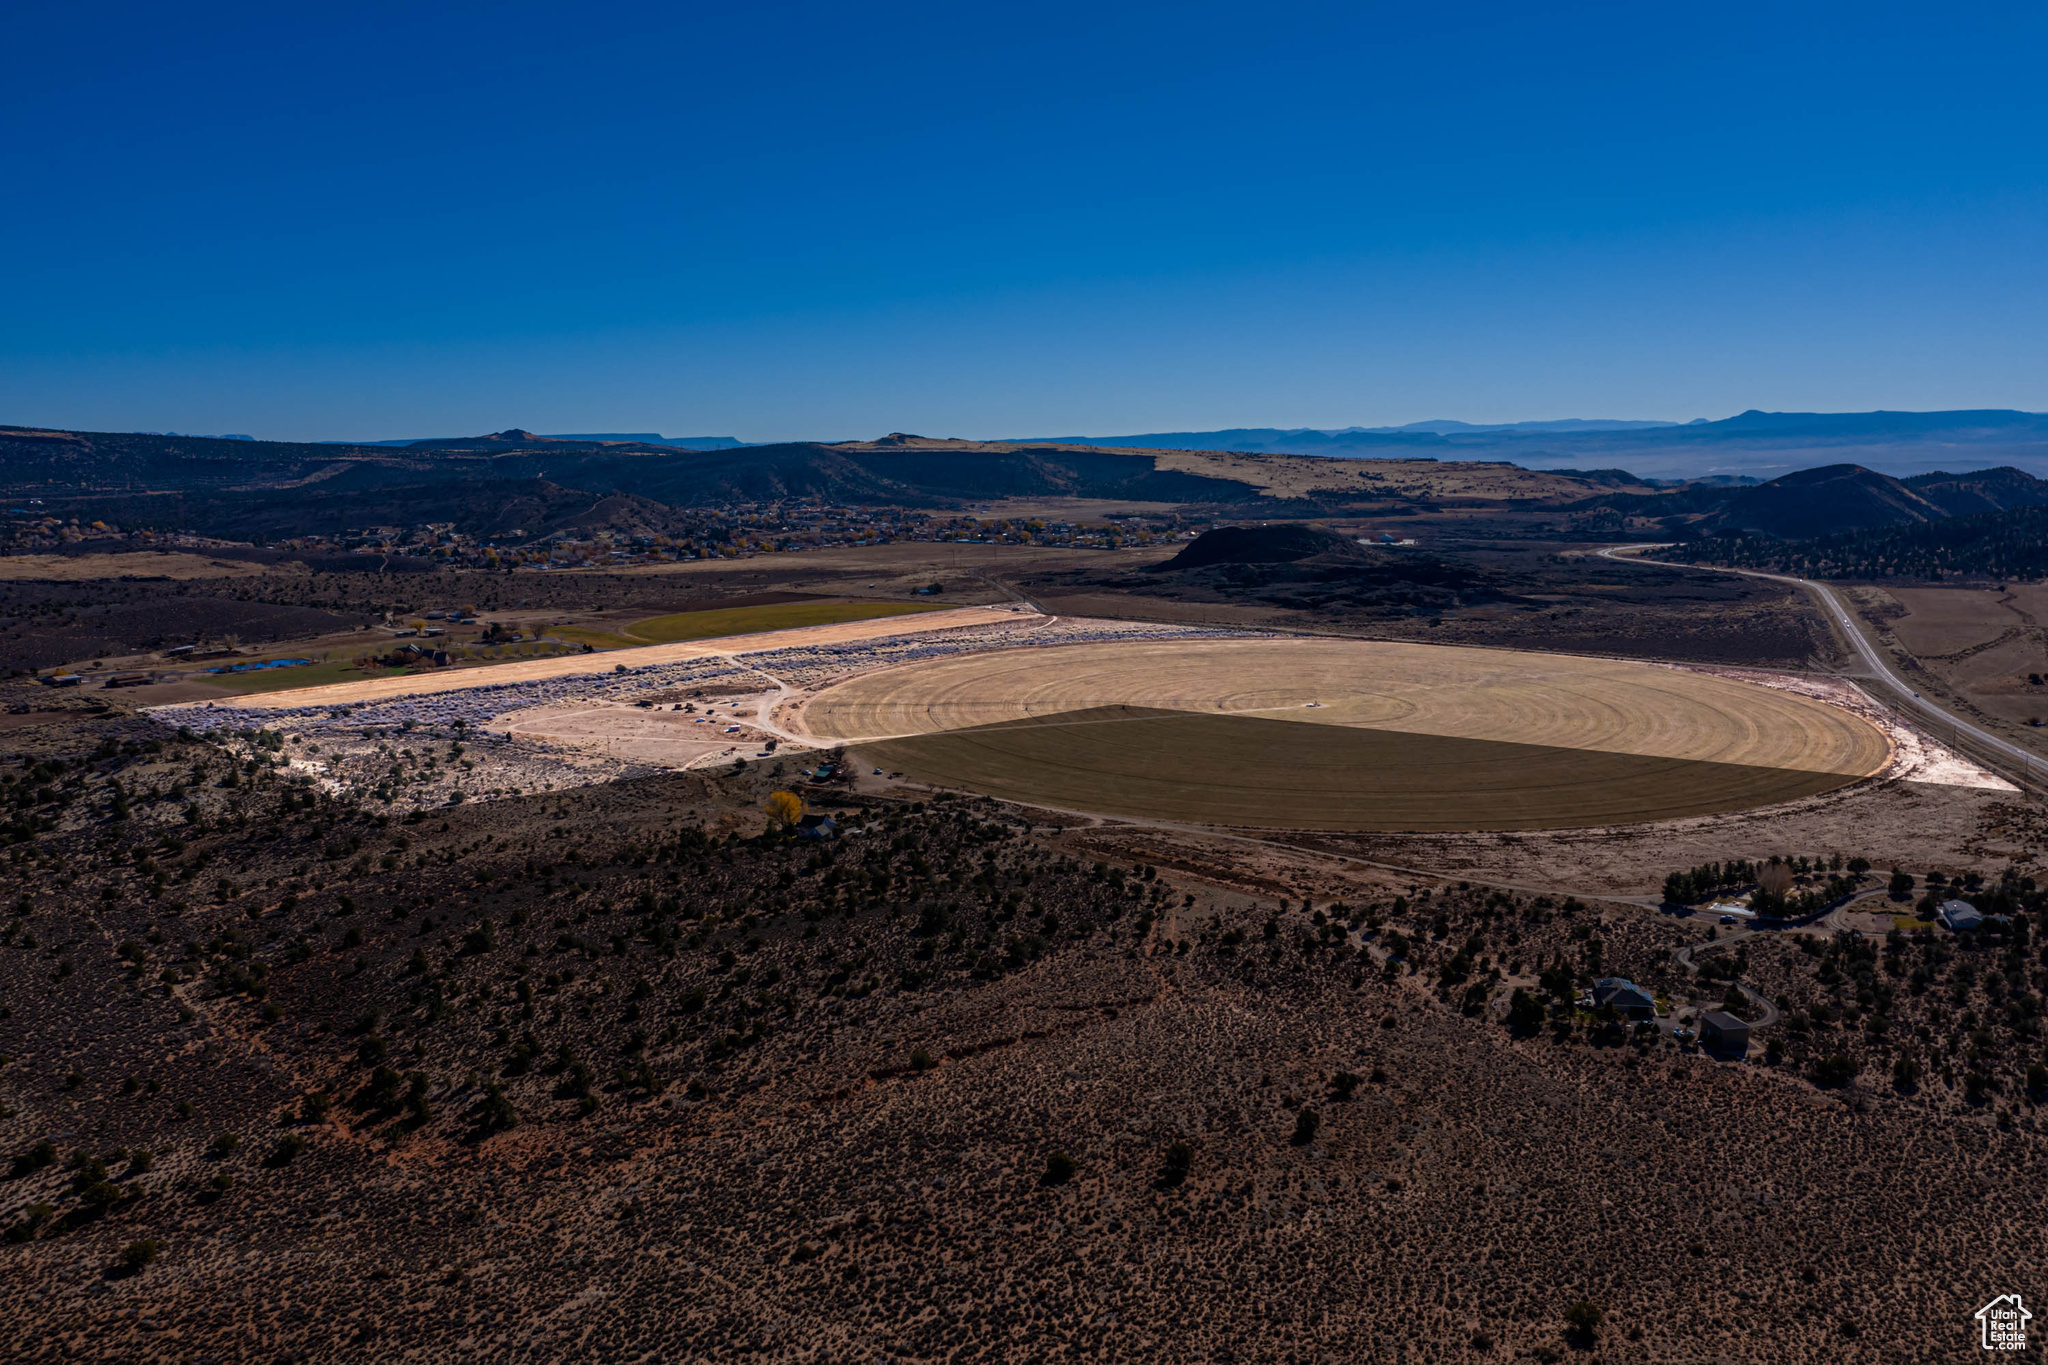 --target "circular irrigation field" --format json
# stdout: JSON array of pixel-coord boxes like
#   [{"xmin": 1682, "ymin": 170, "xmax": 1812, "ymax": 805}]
[{"xmin": 800, "ymin": 637, "xmax": 1892, "ymax": 832}]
